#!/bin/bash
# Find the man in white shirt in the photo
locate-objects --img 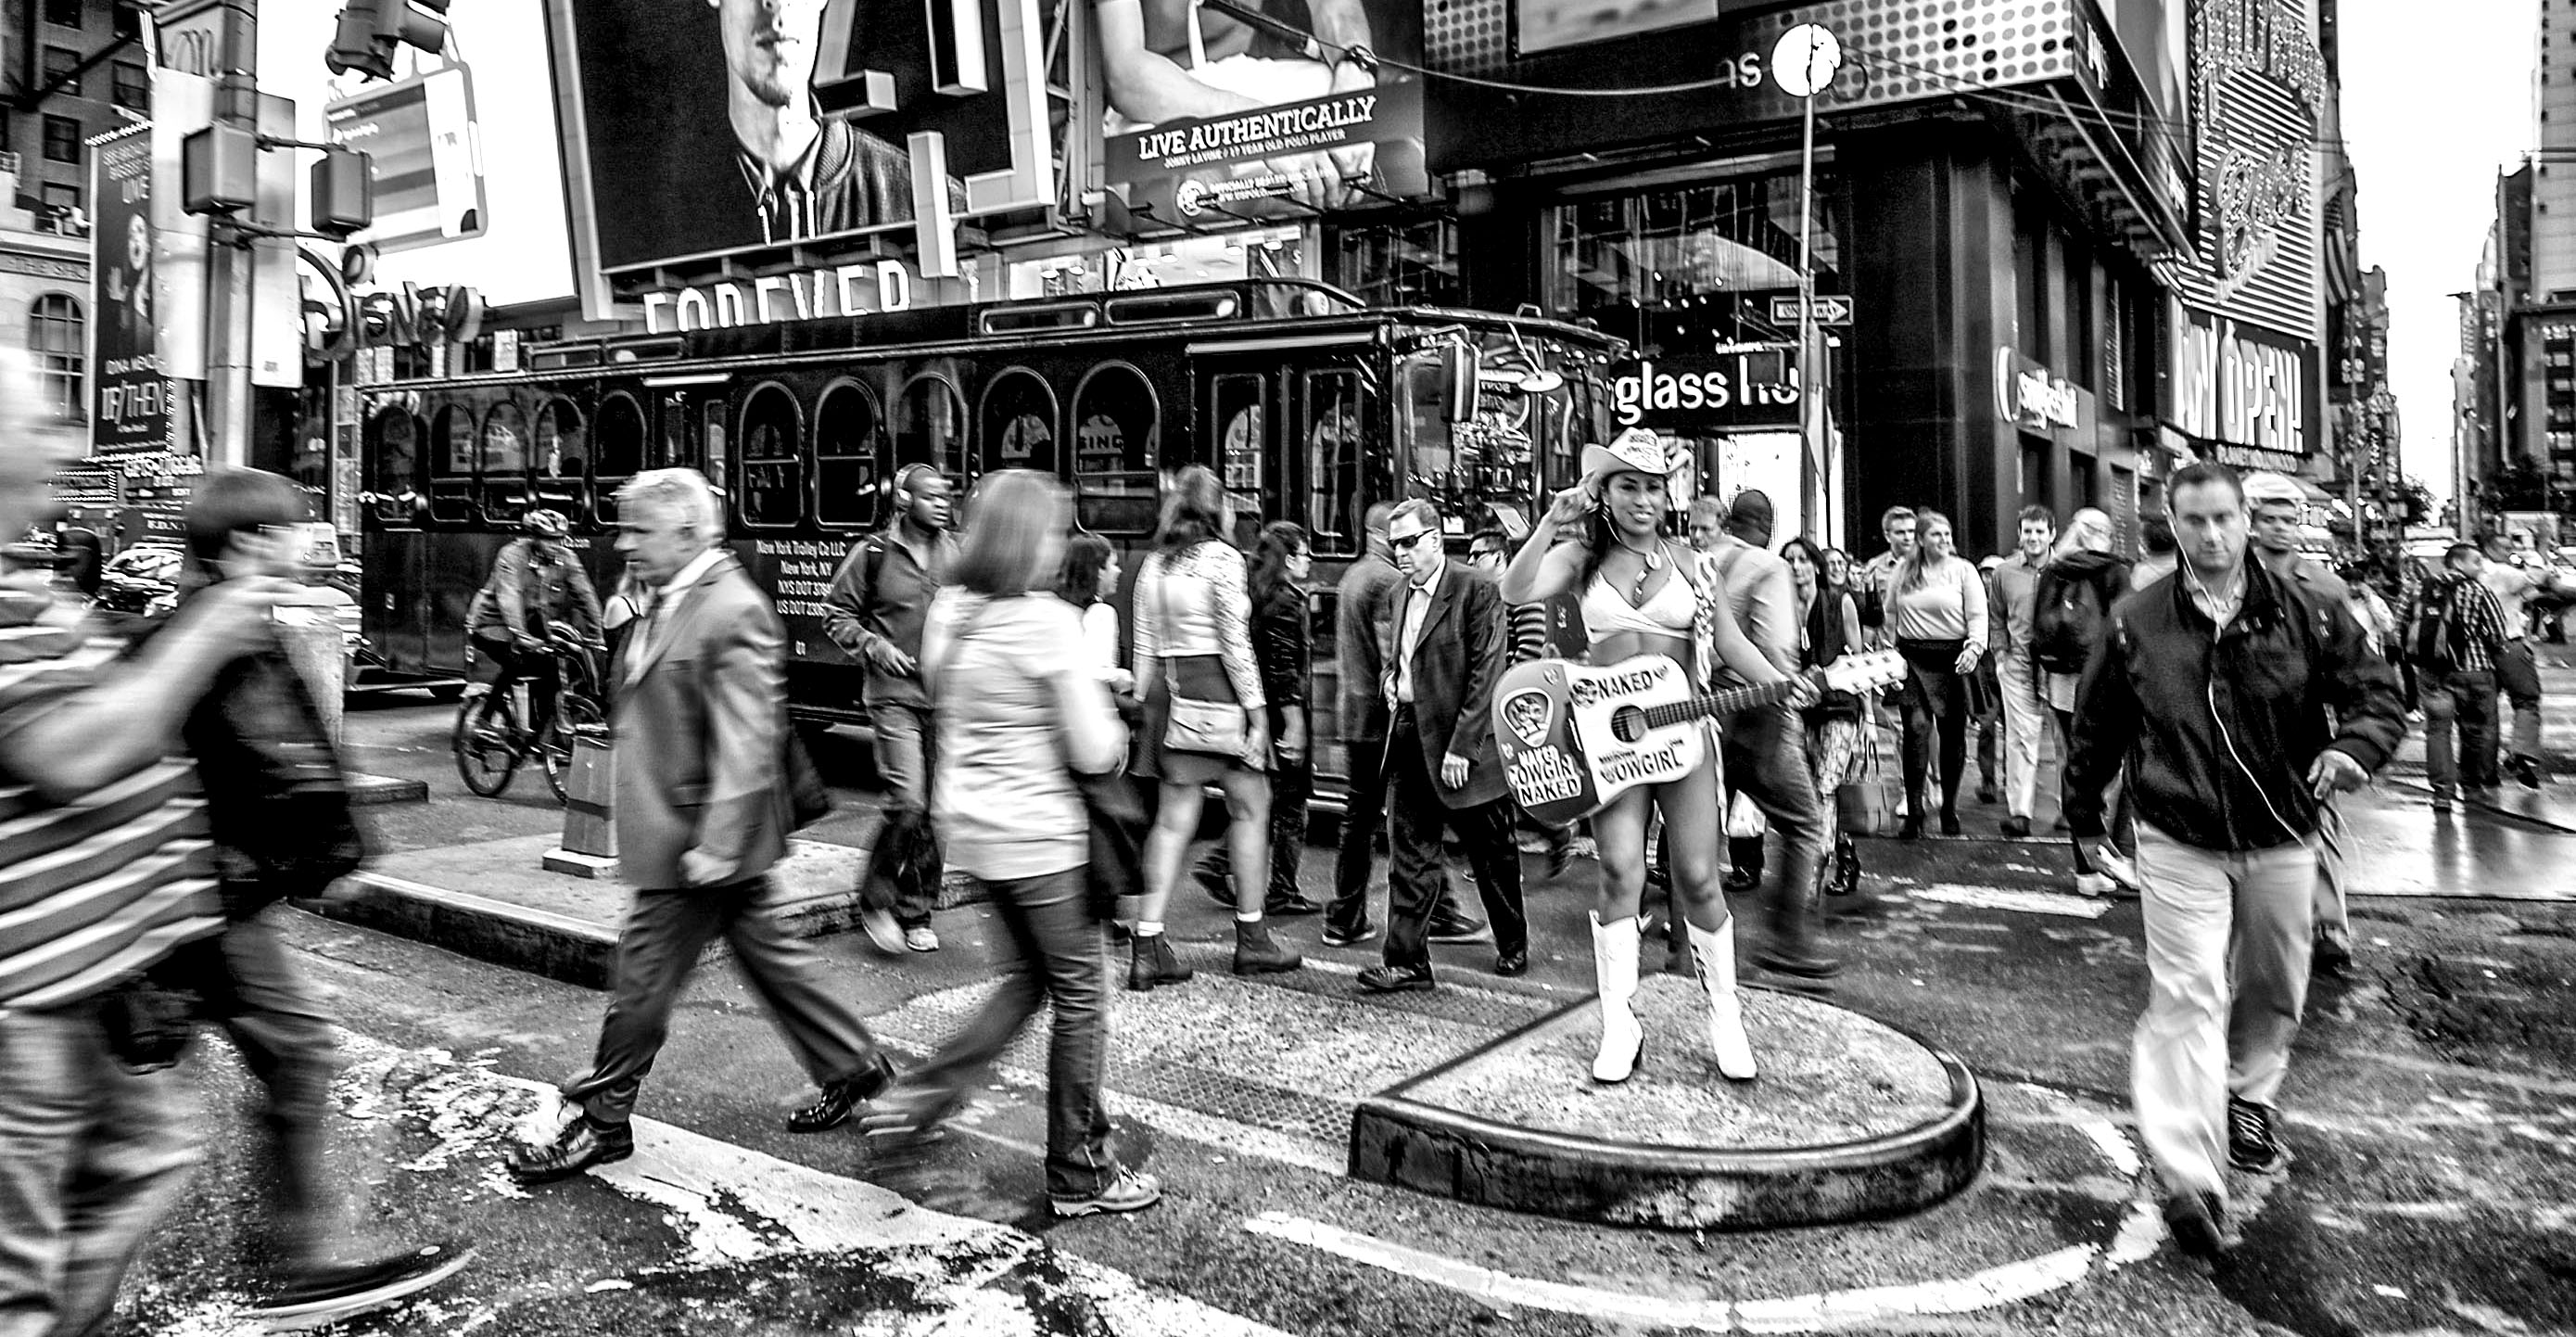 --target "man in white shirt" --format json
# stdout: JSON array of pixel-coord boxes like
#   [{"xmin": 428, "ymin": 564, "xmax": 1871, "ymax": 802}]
[{"xmin": 1987, "ymin": 505, "xmax": 2056, "ymax": 837}]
